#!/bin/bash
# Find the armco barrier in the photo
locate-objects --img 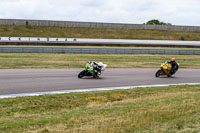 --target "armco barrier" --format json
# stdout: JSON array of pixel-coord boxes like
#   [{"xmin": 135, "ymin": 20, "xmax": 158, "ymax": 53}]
[{"xmin": 0, "ymin": 47, "xmax": 200, "ymax": 55}]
